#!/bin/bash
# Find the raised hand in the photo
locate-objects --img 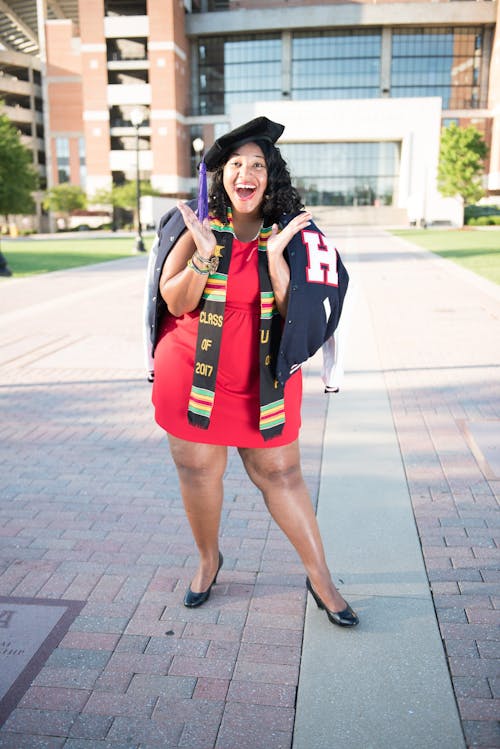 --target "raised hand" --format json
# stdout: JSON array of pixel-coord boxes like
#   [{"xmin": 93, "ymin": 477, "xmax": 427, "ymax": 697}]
[
  {"xmin": 266, "ymin": 211, "xmax": 312, "ymax": 257},
  {"xmin": 177, "ymin": 201, "xmax": 217, "ymax": 258}
]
